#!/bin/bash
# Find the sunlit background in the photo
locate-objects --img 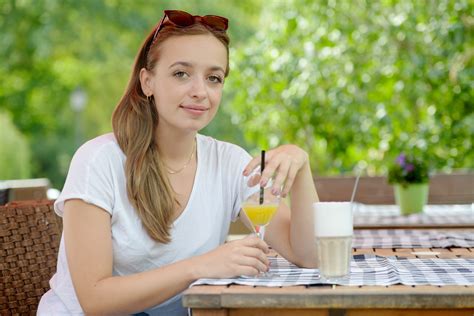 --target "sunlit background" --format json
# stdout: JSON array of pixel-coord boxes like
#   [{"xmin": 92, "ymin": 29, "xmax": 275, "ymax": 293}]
[{"xmin": 1, "ymin": 0, "xmax": 472, "ymax": 191}]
